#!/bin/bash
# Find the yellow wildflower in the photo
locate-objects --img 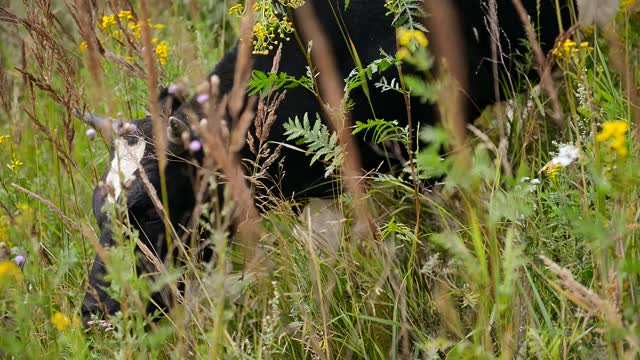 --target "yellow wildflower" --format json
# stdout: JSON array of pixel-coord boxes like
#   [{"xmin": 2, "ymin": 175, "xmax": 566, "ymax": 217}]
[
  {"xmin": 620, "ymin": 0, "xmax": 639, "ymax": 11},
  {"xmin": 397, "ymin": 28, "xmax": 429, "ymax": 48},
  {"xmin": 118, "ymin": 10, "xmax": 133, "ymax": 20},
  {"xmin": 129, "ymin": 22, "xmax": 141, "ymax": 39},
  {"xmin": 125, "ymin": 56, "xmax": 134, "ymax": 63},
  {"xmin": 579, "ymin": 41, "xmax": 594, "ymax": 51},
  {"xmin": 547, "ymin": 164, "xmax": 562, "ymax": 178},
  {"xmin": 552, "ymin": 39, "xmax": 593, "ymax": 58},
  {"xmin": 79, "ymin": 41, "xmax": 88, "ymax": 52},
  {"xmin": 396, "ymin": 28, "xmax": 429, "ymax": 61},
  {"xmin": 229, "ymin": 4, "xmax": 244, "ymax": 16},
  {"xmin": 582, "ymin": 25, "xmax": 595, "ymax": 37},
  {"xmin": 250, "ymin": 1, "xmax": 294, "ymax": 55},
  {"xmin": 153, "ymin": 23, "xmax": 165, "ymax": 30},
  {"xmin": 101, "ymin": 15, "xmax": 116, "ymax": 30},
  {"xmin": 0, "ymin": 261, "xmax": 22, "ymax": 282},
  {"xmin": 596, "ymin": 121, "xmax": 628, "ymax": 141},
  {"xmin": 152, "ymin": 37, "xmax": 159, "ymax": 44},
  {"xmin": 155, "ymin": 40, "xmax": 169, "ymax": 65},
  {"xmin": 9, "ymin": 159, "xmax": 23, "ymax": 170},
  {"xmin": 0, "ymin": 135, "xmax": 10, "ymax": 144},
  {"xmin": 112, "ymin": 30, "xmax": 123, "ymax": 40},
  {"xmin": 396, "ymin": 47, "xmax": 411, "ymax": 60},
  {"xmin": 281, "ymin": 0, "xmax": 306, "ymax": 8},
  {"xmin": 596, "ymin": 120, "xmax": 629, "ymax": 157},
  {"xmin": 51, "ymin": 313, "xmax": 71, "ymax": 331},
  {"xmin": 552, "ymin": 39, "xmax": 575, "ymax": 58}
]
